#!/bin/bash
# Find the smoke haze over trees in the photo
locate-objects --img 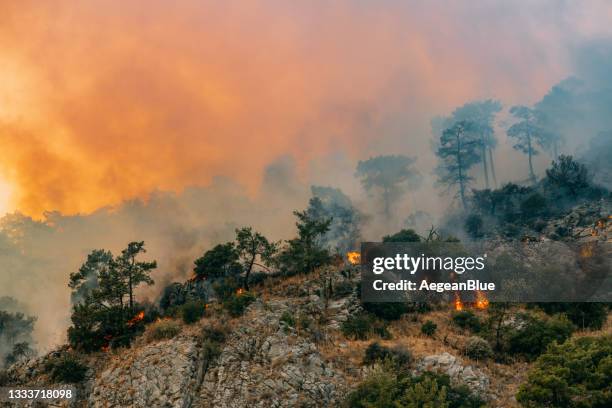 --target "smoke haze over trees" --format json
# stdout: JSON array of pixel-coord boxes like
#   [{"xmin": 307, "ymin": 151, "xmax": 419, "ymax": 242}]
[{"xmin": 1, "ymin": 1, "xmax": 612, "ymax": 353}]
